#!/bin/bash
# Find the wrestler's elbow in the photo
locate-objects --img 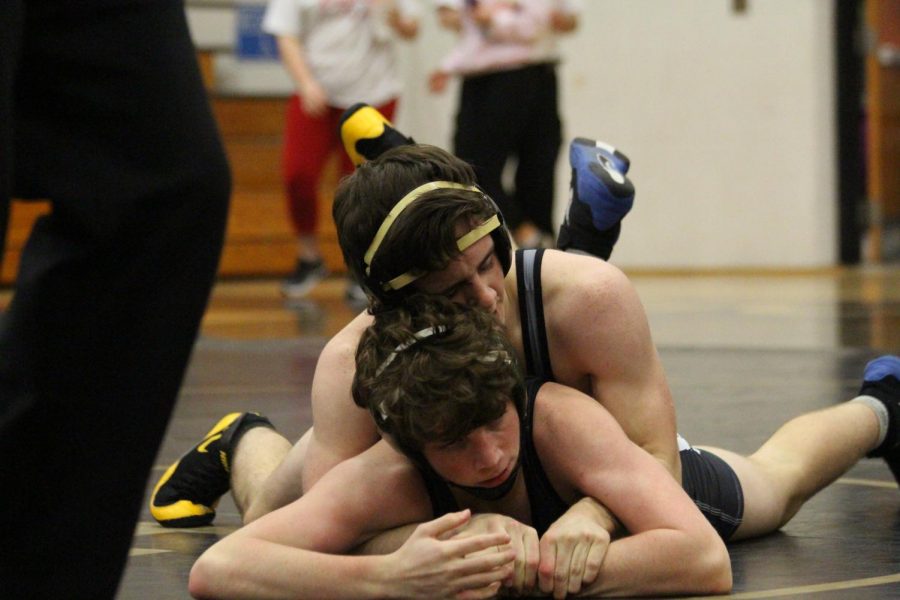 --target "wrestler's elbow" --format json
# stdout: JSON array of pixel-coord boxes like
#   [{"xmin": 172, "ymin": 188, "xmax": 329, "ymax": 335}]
[
  {"xmin": 189, "ymin": 548, "xmax": 231, "ymax": 599},
  {"xmin": 188, "ymin": 563, "xmax": 211, "ymax": 599},
  {"xmin": 688, "ymin": 533, "xmax": 732, "ymax": 595}
]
